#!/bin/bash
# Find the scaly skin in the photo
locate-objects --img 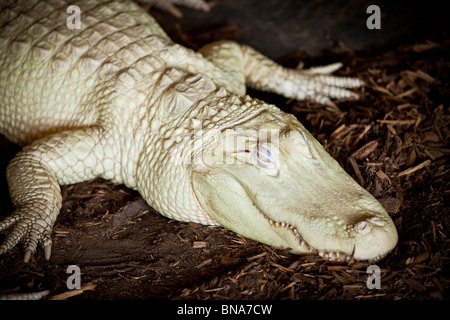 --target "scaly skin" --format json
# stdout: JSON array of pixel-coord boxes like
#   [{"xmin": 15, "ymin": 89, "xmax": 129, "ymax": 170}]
[{"xmin": 0, "ymin": 0, "xmax": 397, "ymax": 263}]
